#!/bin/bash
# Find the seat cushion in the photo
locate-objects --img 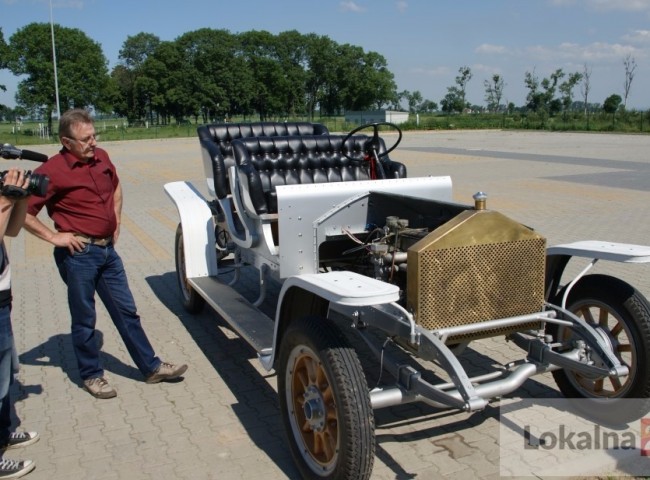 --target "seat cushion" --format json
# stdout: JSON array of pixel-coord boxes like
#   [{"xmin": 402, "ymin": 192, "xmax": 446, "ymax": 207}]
[
  {"xmin": 233, "ymin": 134, "xmax": 406, "ymax": 214},
  {"xmin": 197, "ymin": 122, "xmax": 330, "ymax": 199}
]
